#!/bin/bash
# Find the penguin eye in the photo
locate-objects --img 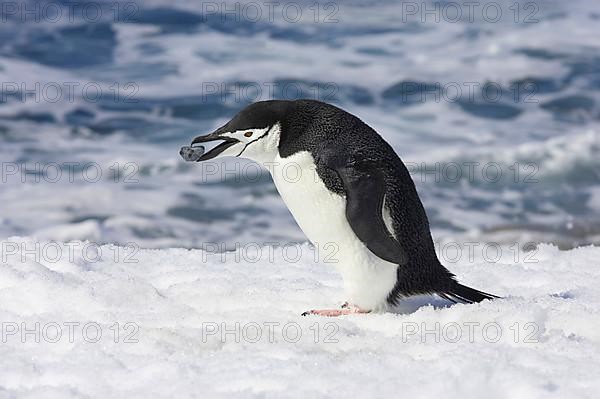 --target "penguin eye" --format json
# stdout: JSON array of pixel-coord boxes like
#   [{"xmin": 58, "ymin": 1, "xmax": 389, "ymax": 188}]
[{"xmin": 244, "ymin": 131, "xmax": 253, "ymax": 137}]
